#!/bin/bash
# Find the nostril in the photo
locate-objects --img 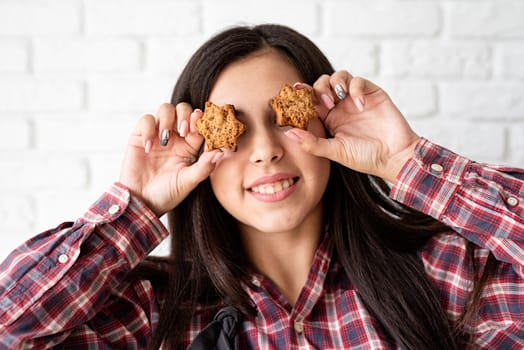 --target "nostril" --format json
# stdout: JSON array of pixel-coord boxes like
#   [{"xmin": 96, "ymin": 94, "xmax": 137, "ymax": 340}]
[{"xmin": 253, "ymin": 154, "xmax": 279, "ymax": 164}]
